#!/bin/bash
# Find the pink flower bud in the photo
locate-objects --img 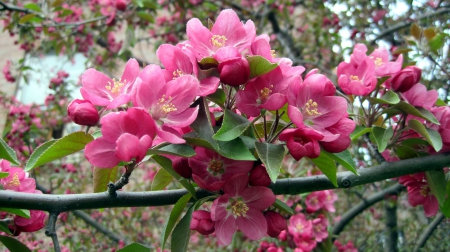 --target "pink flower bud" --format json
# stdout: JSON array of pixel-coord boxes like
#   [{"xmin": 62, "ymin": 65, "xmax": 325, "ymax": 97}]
[
  {"xmin": 217, "ymin": 57, "xmax": 250, "ymax": 86},
  {"xmin": 190, "ymin": 210, "xmax": 215, "ymax": 235},
  {"xmin": 387, "ymin": 66, "xmax": 422, "ymax": 92},
  {"xmin": 116, "ymin": 0, "xmax": 127, "ymax": 11},
  {"xmin": 67, "ymin": 99, "xmax": 99, "ymax": 126},
  {"xmin": 264, "ymin": 211, "xmax": 286, "ymax": 238},
  {"xmin": 249, "ymin": 165, "xmax": 271, "ymax": 187},
  {"xmin": 172, "ymin": 157, "xmax": 192, "ymax": 179}
]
